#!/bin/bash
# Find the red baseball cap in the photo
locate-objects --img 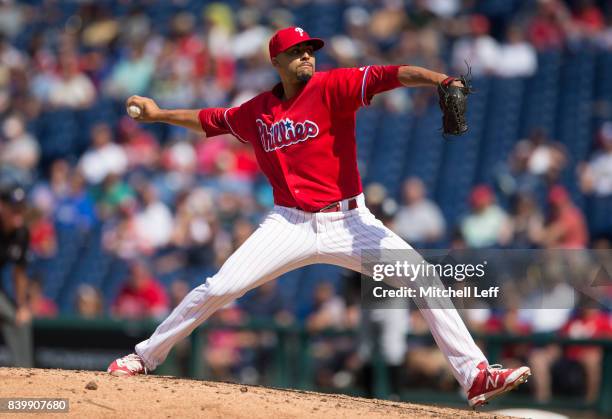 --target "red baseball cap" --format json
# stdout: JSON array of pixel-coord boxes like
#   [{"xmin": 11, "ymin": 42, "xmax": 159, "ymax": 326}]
[
  {"xmin": 469, "ymin": 185, "xmax": 494, "ymax": 208},
  {"xmin": 548, "ymin": 185, "xmax": 570, "ymax": 205},
  {"xmin": 268, "ymin": 27, "xmax": 324, "ymax": 60}
]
